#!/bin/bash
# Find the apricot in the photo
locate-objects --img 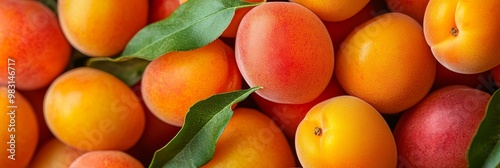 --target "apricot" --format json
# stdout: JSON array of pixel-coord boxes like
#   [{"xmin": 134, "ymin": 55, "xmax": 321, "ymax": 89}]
[
  {"xmin": 0, "ymin": 87, "xmax": 38, "ymax": 168},
  {"xmin": 394, "ymin": 85, "xmax": 490, "ymax": 167},
  {"xmin": 0, "ymin": 0, "xmax": 70, "ymax": 90},
  {"xmin": 202, "ymin": 108, "xmax": 295, "ymax": 167},
  {"xmin": 142, "ymin": 39, "xmax": 241, "ymax": 127},
  {"xmin": 44, "ymin": 67, "xmax": 145, "ymax": 151},
  {"xmin": 236, "ymin": 2, "xmax": 334, "ymax": 104},
  {"xmin": 69, "ymin": 150, "xmax": 143, "ymax": 168},
  {"xmin": 290, "ymin": 0, "xmax": 370, "ymax": 21},
  {"xmin": 336, "ymin": 13, "xmax": 436, "ymax": 114},
  {"xmin": 295, "ymin": 96, "xmax": 397, "ymax": 167},
  {"xmin": 29, "ymin": 138, "xmax": 84, "ymax": 168},
  {"xmin": 58, "ymin": 0, "xmax": 148, "ymax": 57},
  {"xmin": 253, "ymin": 77, "xmax": 345, "ymax": 141},
  {"xmin": 386, "ymin": 0, "xmax": 429, "ymax": 24},
  {"xmin": 424, "ymin": 0, "xmax": 500, "ymax": 74}
]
